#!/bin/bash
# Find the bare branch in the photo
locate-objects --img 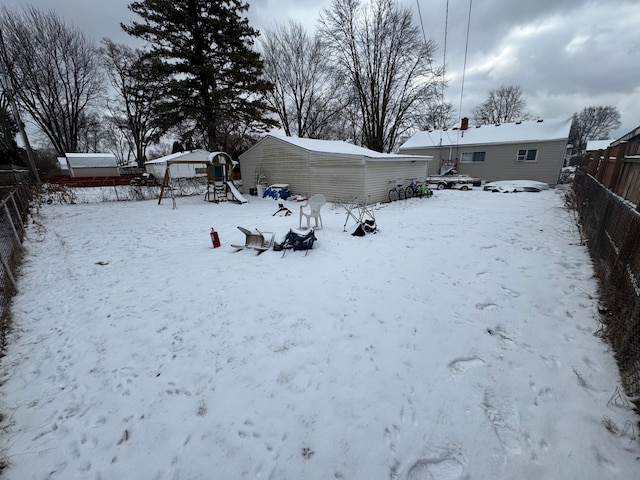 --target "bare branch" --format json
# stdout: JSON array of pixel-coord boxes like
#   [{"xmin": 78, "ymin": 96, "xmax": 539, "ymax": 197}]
[{"xmin": 0, "ymin": 6, "xmax": 105, "ymax": 155}]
